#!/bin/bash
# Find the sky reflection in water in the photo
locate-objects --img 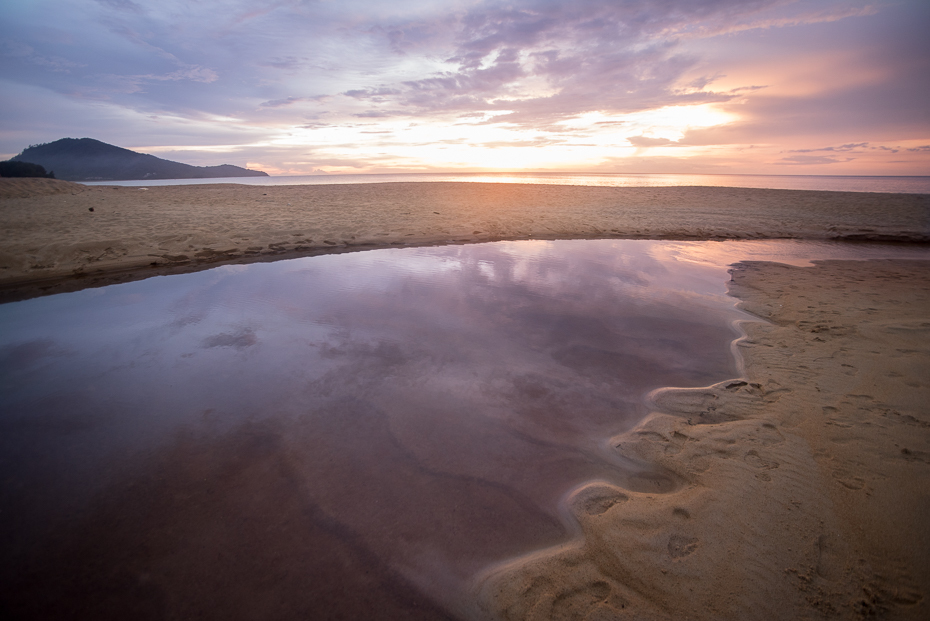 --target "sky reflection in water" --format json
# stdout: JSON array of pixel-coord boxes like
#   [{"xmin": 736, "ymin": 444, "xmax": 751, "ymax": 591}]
[{"xmin": 1, "ymin": 239, "xmax": 927, "ymax": 619}]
